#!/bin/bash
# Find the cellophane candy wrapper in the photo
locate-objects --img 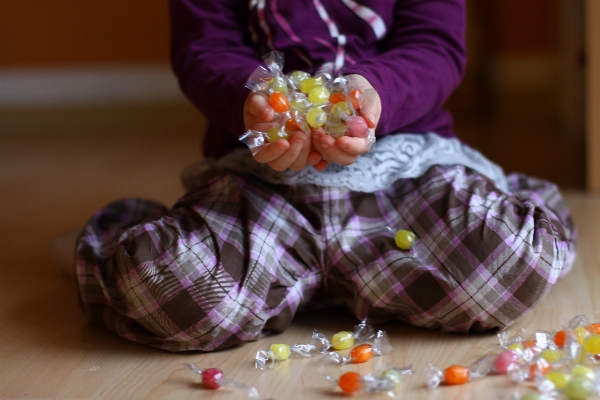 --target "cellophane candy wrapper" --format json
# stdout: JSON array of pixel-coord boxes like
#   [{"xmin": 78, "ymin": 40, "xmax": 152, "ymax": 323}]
[
  {"xmin": 324, "ymin": 365, "xmax": 414, "ymax": 395},
  {"xmin": 425, "ymin": 353, "xmax": 496, "ymax": 389},
  {"xmin": 239, "ymin": 51, "xmax": 376, "ymax": 155},
  {"xmin": 254, "ymin": 319, "xmax": 382, "ymax": 370},
  {"xmin": 318, "ymin": 329, "xmax": 393, "ymax": 366},
  {"xmin": 183, "ymin": 363, "xmax": 261, "ymax": 399}
]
